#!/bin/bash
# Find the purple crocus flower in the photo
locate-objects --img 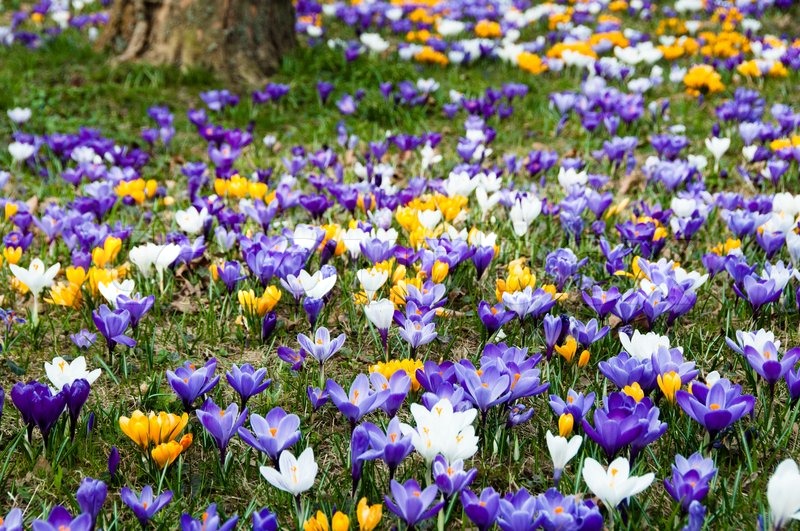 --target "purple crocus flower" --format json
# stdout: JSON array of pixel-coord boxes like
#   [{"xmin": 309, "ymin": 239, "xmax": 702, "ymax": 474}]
[
  {"xmin": 581, "ymin": 392, "xmax": 655, "ymax": 458},
  {"xmin": 676, "ymin": 378, "xmax": 755, "ymax": 438},
  {"xmin": 398, "ymin": 316, "xmax": 437, "ymax": 355},
  {"xmin": 297, "ymin": 327, "xmax": 346, "ymax": 366},
  {"xmin": 477, "ymin": 301, "xmax": 514, "ymax": 334},
  {"xmin": 358, "ymin": 417, "xmax": 413, "ymax": 480},
  {"xmin": 533, "ymin": 488, "xmax": 603, "ymax": 530},
  {"xmin": 120, "ymin": 485, "xmax": 173, "ymax": 527},
  {"xmin": 91, "ymin": 305, "xmax": 135, "ymax": 358},
  {"xmin": 369, "ymin": 371, "xmax": 410, "ymax": 417},
  {"xmin": 497, "ymin": 488, "xmax": 545, "ymax": 531},
  {"xmin": 384, "ymin": 479, "xmax": 444, "ymax": 529},
  {"xmin": 307, "ymin": 386, "xmax": 329, "ymax": 411},
  {"xmin": 461, "ymin": 488, "xmax": 500, "ymax": 531},
  {"xmin": 581, "ymin": 286, "xmax": 621, "ymax": 319},
  {"xmin": 165, "ymin": 358, "xmax": 220, "ymax": 411},
  {"xmin": 115, "ymin": 294, "xmax": 155, "ymax": 329},
  {"xmin": 252, "ymin": 508, "xmax": 279, "ymax": 531},
  {"xmin": 317, "ymin": 81, "xmax": 334, "ymax": 105},
  {"xmin": 196, "ymin": 399, "xmax": 247, "ymax": 463},
  {"xmin": 549, "ymin": 389, "xmax": 595, "ymax": 424},
  {"xmin": 0, "ymin": 508, "xmax": 22, "ymax": 531},
  {"xmin": 277, "ymin": 346, "xmax": 306, "ymax": 371},
  {"xmin": 76, "ymin": 477, "xmax": 107, "ymax": 530},
  {"xmin": 237, "ymin": 407, "xmax": 301, "ymax": 466},
  {"xmin": 63, "ymin": 378, "xmax": 91, "ymax": 440},
  {"xmin": 454, "ymin": 363, "xmax": 511, "ymax": 414},
  {"xmin": 180, "ymin": 504, "xmax": 237, "ymax": 531},
  {"xmin": 326, "ymin": 374, "xmax": 386, "ymax": 426},
  {"xmin": 664, "ymin": 453, "xmax": 717, "ymax": 512},
  {"xmin": 261, "ymin": 312, "xmax": 277, "ymax": 343},
  {"xmin": 70, "ymin": 329, "xmax": 97, "ymax": 350},
  {"xmin": 743, "ymin": 343, "xmax": 800, "ymax": 387},
  {"xmin": 599, "ymin": 352, "xmax": 657, "ymax": 391},
  {"xmin": 11, "ymin": 381, "xmax": 65, "ymax": 447},
  {"xmin": 33, "ymin": 507, "xmax": 92, "ymax": 531},
  {"xmin": 226, "ymin": 364, "xmax": 271, "ymax": 409},
  {"xmin": 108, "ymin": 447, "xmax": 120, "ymax": 480},
  {"xmin": 432, "ymin": 455, "xmax": 477, "ymax": 498}
]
